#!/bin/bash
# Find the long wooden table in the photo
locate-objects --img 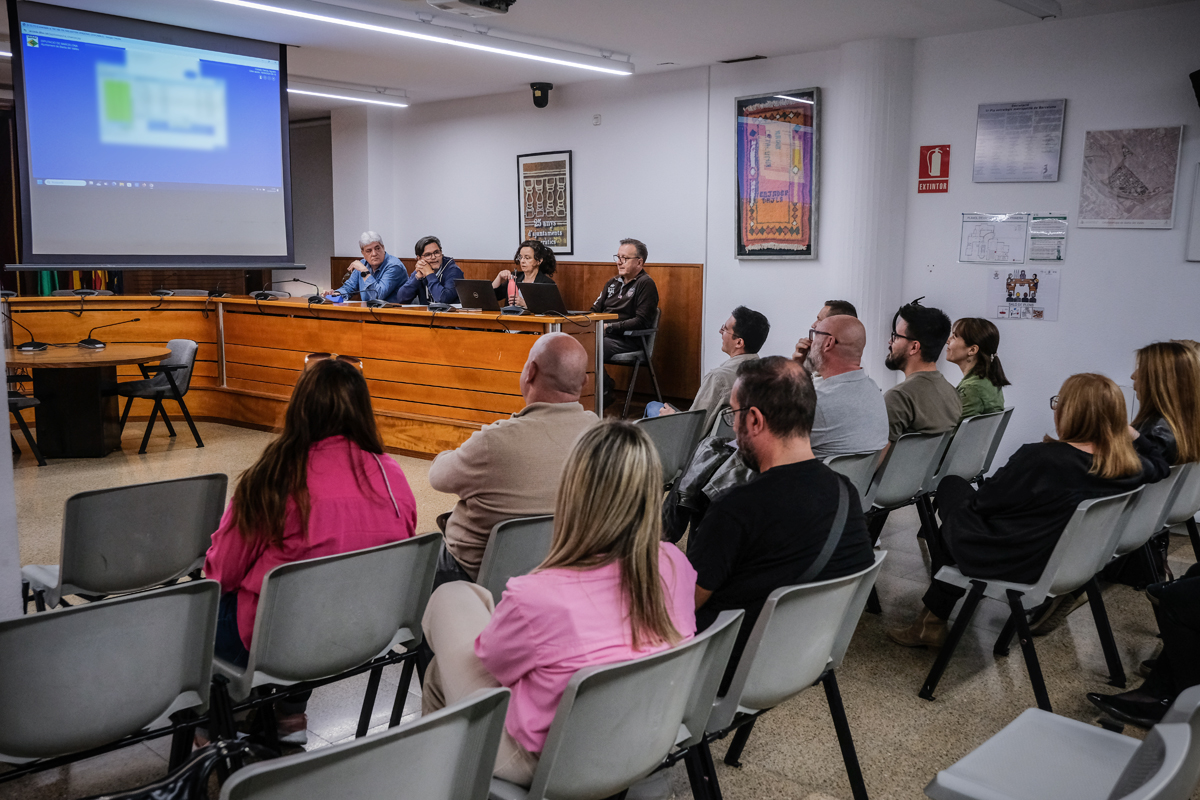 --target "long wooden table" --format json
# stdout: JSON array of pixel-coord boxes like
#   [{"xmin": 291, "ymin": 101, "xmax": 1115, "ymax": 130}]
[{"xmin": 5, "ymin": 296, "xmax": 612, "ymax": 457}]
